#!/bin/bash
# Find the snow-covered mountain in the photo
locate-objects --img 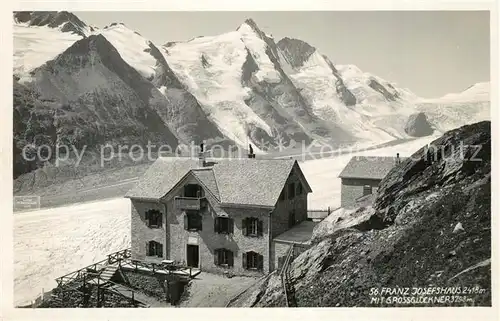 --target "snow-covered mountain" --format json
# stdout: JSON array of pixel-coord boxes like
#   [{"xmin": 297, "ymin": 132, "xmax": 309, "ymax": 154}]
[{"xmin": 13, "ymin": 11, "xmax": 490, "ymax": 177}]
